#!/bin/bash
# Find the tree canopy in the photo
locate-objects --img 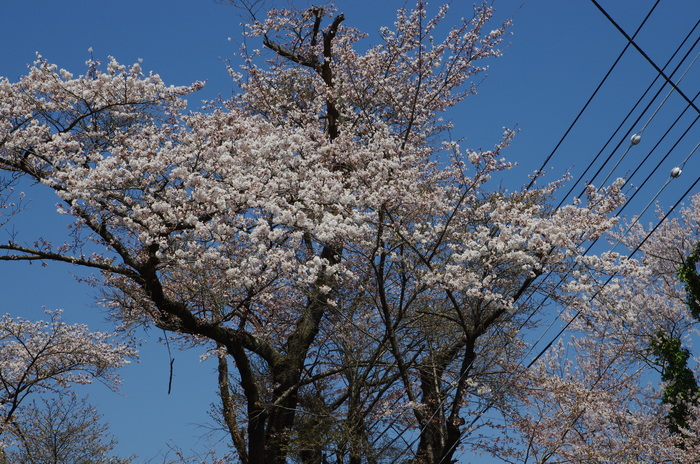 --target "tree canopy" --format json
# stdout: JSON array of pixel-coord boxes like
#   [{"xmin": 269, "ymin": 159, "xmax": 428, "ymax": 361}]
[{"xmin": 0, "ymin": 2, "xmax": 699, "ymax": 463}]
